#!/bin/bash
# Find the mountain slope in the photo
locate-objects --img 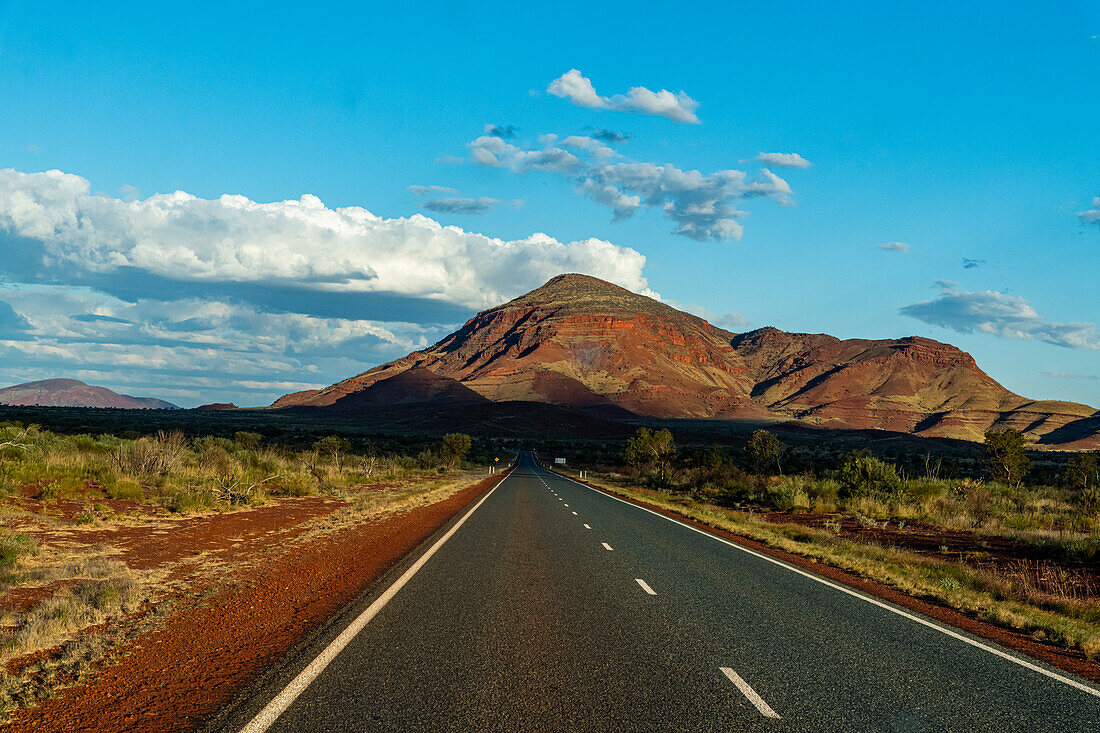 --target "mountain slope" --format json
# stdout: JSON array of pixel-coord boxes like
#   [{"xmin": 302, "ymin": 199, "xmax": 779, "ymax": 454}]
[
  {"xmin": 0, "ymin": 379, "xmax": 179, "ymax": 409},
  {"xmin": 281, "ymin": 274, "xmax": 1098, "ymax": 446}
]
